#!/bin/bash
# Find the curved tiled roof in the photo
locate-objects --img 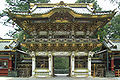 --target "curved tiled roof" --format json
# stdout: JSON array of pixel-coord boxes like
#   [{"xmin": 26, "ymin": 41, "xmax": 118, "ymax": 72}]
[
  {"xmin": 70, "ymin": 7, "xmax": 92, "ymax": 14},
  {"xmin": 9, "ymin": 2, "xmax": 114, "ymax": 16},
  {"xmin": 32, "ymin": 7, "xmax": 53, "ymax": 14},
  {"xmin": 10, "ymin": 7, "xmax": 113, "ymax": 16}
]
